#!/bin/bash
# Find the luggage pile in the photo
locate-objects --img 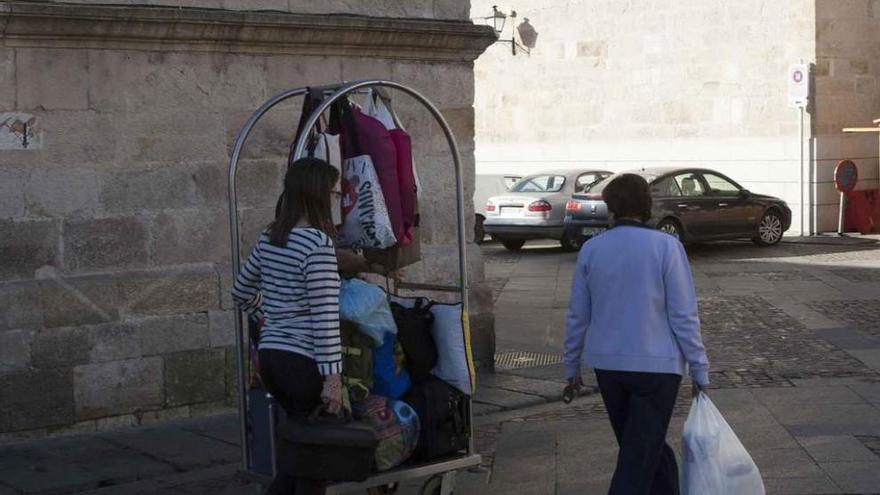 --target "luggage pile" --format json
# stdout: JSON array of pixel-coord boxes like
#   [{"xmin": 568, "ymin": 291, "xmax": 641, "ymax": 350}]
[{"xmin": 333, "ymin": 280, "xmax": 474, "ymax": 474}]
